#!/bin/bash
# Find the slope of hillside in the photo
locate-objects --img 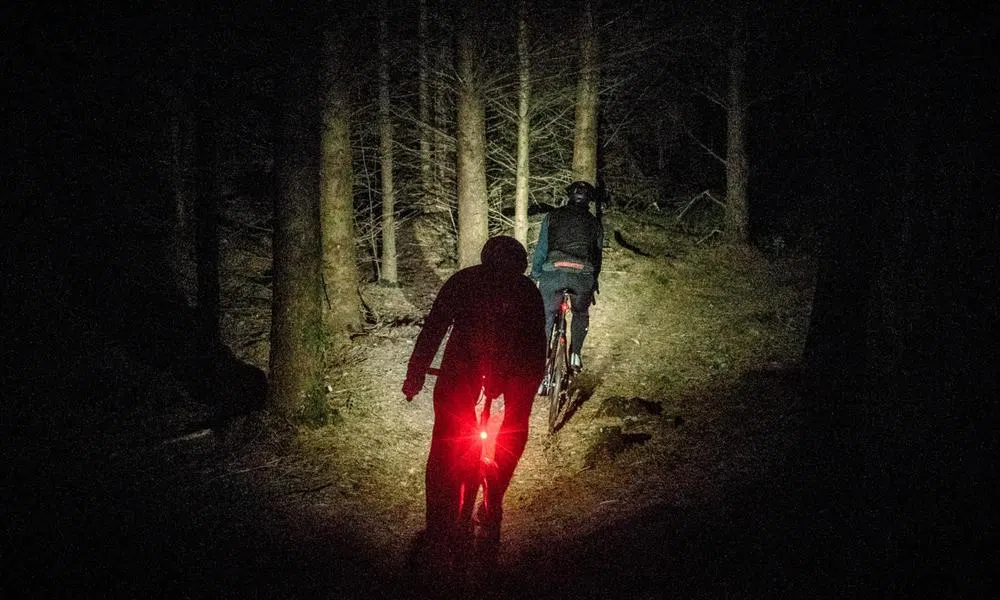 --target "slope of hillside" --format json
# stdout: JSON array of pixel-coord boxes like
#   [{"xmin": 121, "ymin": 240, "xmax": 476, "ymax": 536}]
[{"xmin": 5, "ymin": 208, "xmax": 823, "ymax": 599}]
